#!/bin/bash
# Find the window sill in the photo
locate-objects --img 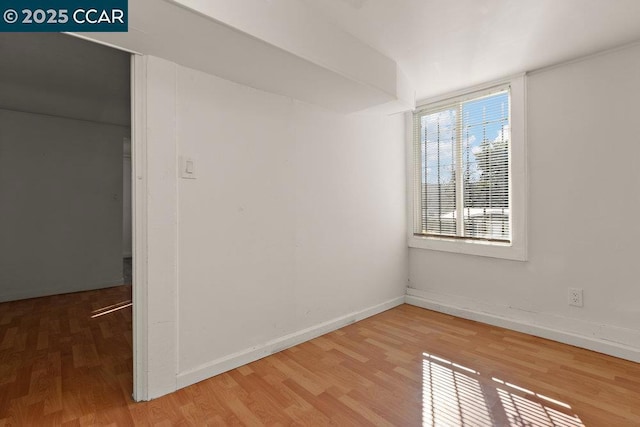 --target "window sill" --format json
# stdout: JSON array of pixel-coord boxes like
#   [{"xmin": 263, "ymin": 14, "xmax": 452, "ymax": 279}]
[{"xmin": 408, "ymin": 234, "xmax": 527, "ymax": 261}]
